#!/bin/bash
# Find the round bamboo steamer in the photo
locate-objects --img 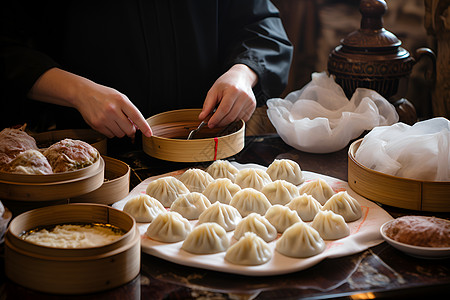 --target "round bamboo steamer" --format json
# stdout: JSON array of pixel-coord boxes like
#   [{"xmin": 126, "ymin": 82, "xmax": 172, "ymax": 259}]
[
  {"xmin": 71, "ymin": 156, "xmax": 130, "ymax": 205},
  {"xmin": 0, "ymin": 156, "xmax": 105, "ymax": 201},
  {"xmin": 32, "ymin": 129, "xmax": 107, "ymax": 155},
  {"xmin": 4, "ymin": 203, "xmax": 140, "ymax": 295},
  {"xmin": 348, "ymin": 139, "xmax": 450, "ymax": 212},
  {"xmin": 143, "ymin": 109, "xmax": 245, "ymax": 162}
]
